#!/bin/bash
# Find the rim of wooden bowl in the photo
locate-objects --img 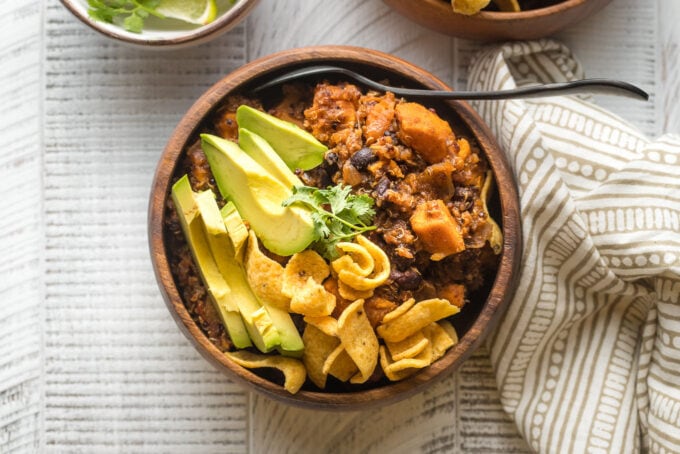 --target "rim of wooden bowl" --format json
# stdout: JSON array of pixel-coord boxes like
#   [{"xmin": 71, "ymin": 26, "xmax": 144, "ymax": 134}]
[
  {"xmin": 383, "ymin": 0, "xmax": 614, "ymax": 41},
  {"xmin": 148, "ymin": 45, "xmax": 522, "ymax": 410},
  {"xmin": 59, "ymin": 0, "xmax": 260, "ymax": 49}
]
